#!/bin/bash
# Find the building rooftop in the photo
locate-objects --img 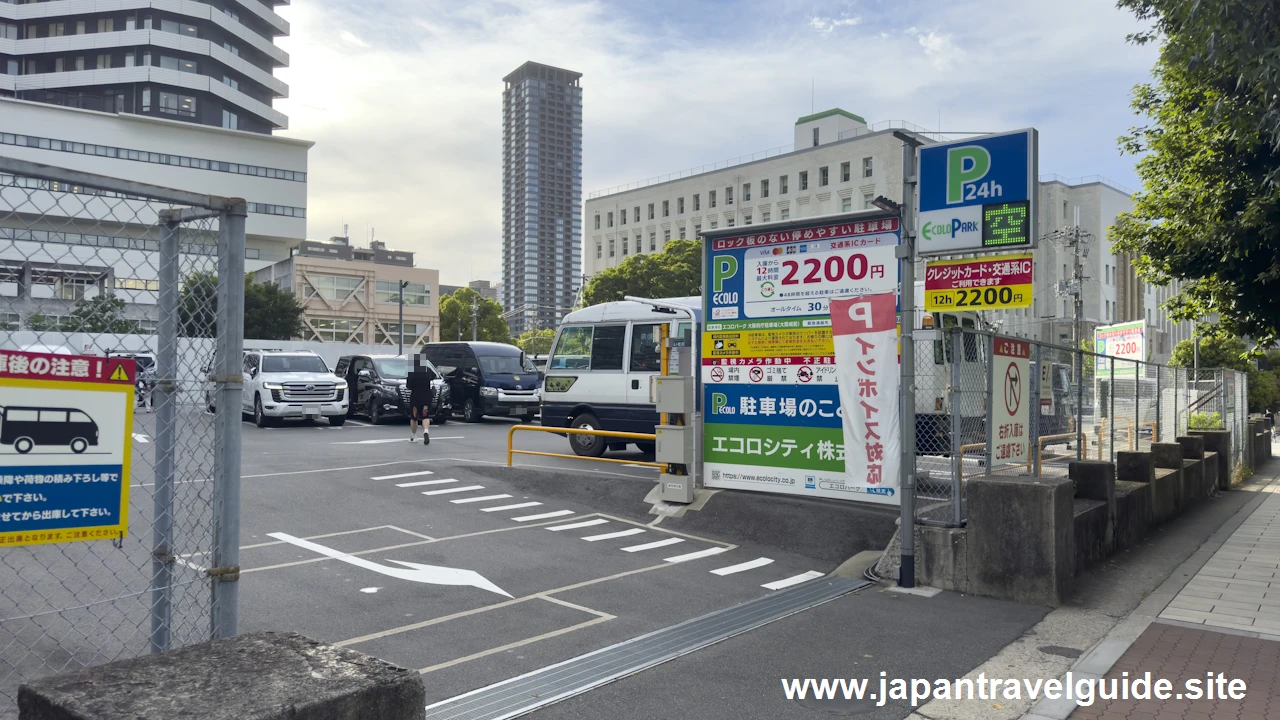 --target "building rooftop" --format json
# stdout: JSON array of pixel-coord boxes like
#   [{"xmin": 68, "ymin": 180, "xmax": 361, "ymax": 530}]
[{"xmin": 794, "ymin": 108, "xmax": 866, "ymax": 125}]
